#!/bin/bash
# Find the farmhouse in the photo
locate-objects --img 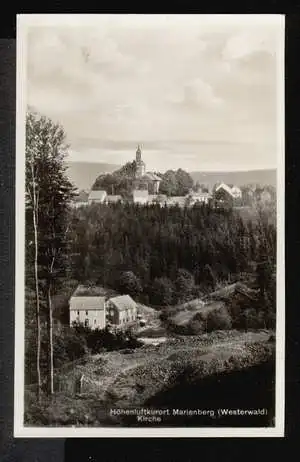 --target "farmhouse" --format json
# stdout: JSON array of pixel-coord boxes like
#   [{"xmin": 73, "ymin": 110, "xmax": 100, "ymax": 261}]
[
  {"xmin": 88, "ymin": 190, "xmax": 107, "ymax": 204},
  {"xmin": 69, "ymin": 296, "xmax": 106, "ymax": 330},
  {"xmin": 106, "ymin": 295, "xmax": 137, "ymax": 326}
]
